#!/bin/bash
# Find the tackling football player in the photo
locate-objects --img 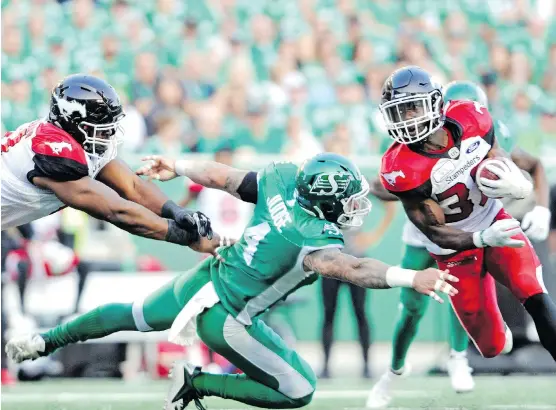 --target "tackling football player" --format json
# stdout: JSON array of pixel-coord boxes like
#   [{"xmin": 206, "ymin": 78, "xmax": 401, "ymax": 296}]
[
  {"xmin": 1, "ymin": 74, "xmax": 217, "ymax": 253},
  {"xmin": 8, "ymin": 153, "xmax": 457, "ymax": 410},
  {"xmin": 367, "ymin": 80, "xmax": 551, "ymax": 407}
]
